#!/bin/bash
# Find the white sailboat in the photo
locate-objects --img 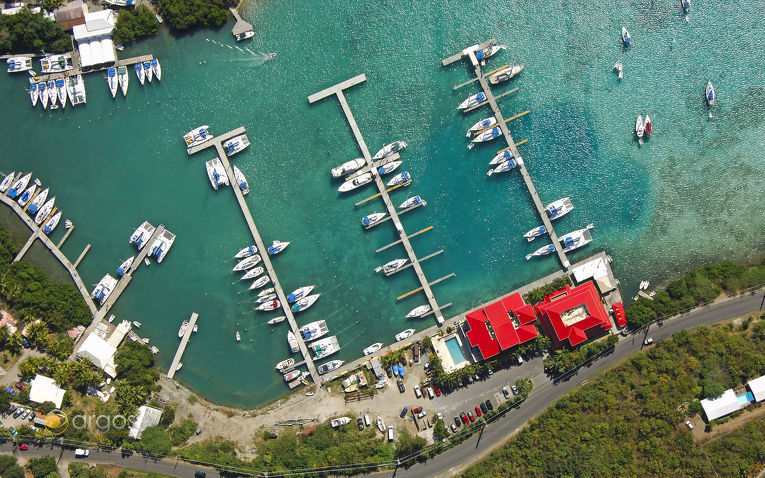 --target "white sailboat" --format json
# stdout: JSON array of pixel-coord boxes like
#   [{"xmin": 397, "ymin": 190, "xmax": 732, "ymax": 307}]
[
  {"xmin": 523, "ymin": 225, "xmax": 547, "ymax": 242},
  {"xmin": 399, "ymin": 196, "xmax": 426, "ymax": 209},
  {"xmin": 338, "ymin": 172, "xmax": 373, "ymax": 192},
  {"xmin": 287, "ymin": 285, "xmax": 316, "ymax": 304},
  {"xmin": 249, "ymin": 276, "xmax": 271, "ymax": 289},
  {"xmin": 267, "ymin": 240, "xmax": 289, "ymax": 255},
  {"xmin": 117, "ymin": 256, "xmax": 135, "ymax": 276},
  {"xmin": 291, "ymin": 294, "xmax": 320, "ymax": 313},
  {"xmin": 372, "ymin": 141, "xmax": 407, "ymax": 160},
  {"xmin": 458, "ymin": 92, "xmax": 486, "ymax": 110},
  {"xmin": 106, "ymin": 68, "xmax": 118, "ymax": 98},
  {"xmin": 525, "ymin": 244, "xmax": 555, "ymax": 260},
  {"xmin": 406, "ymin": 305, "xmax": 431, "ymax": 318},
  {"xmin": 135, "ymin": 63, "xmax": 145, "ymax": 85},
  {"xmin": 151, "ymin": 59, "xmax": 161, "ymax": 81},
  {"xmin": 233, "ymin": 255, "xmax": 260, "ymax": 271},
  {"xmin": 375, "ymin": 258, "xmax": 408, "ymax": 274},
  {"xmin": 29, "ymin": 83, "xmax": 38, "ymax": 107},
  {"xmin": 488, "ymin": 64, "xmax": 524, "ymax": 84},
  {"xmin": 486, "ymin": 157, "xmax": 518, "ymax": 176},
  {"xmin": 117, "ymin": 66, "xmax": 129, "ymax": 96},
  {"xmin": 362, "ymin": 212, "xmax": 387, "ymax": 227},
  {"xmin": 16, "ymin": 184, "xmax": 36, "ymax": 207},
  {"xmin": 299, "ymin": 320, "xmax": 329, "ymax": 342},
  {"xmin": 34, "ymin": 197, "xmax": 55, "ymax": 225},
  {"xmin": 234, "ymin": 245, "xmax": 257, "ymax": 259},
  {"xmin": 0, "ymin": 173, "xmax": 16, "ymax": 193},
  {"xmin": 27, "ymin": 187, "xmax": 48, "ymax": 214},
  {"xmin": 241, "ymin": 264, "xmax": 265, "ymax": 279},
  {"xmin": 41, "ymin": 211, "xmax": 61, "ymax": 235},
  {"xmin": 466, "ymin": 117, "xmax": 497, "ymax": 137},
  {"xmin": 143, "ymin": 61, "xmax": 153, "ymax": 82},
  {"xmin": 233, "ymin": 166, "xmax": 249, "ymax": 195},
  {"xmin": 287, "ymin": 331, "xmax": 300, "ymax": 353},
  {"xmin": 331, "ymin": 157, "xmax": 365, "ymax": 178},
  {"xmin": 472, "ymin": 127, "xmax": 502, "ymax": 143}
]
